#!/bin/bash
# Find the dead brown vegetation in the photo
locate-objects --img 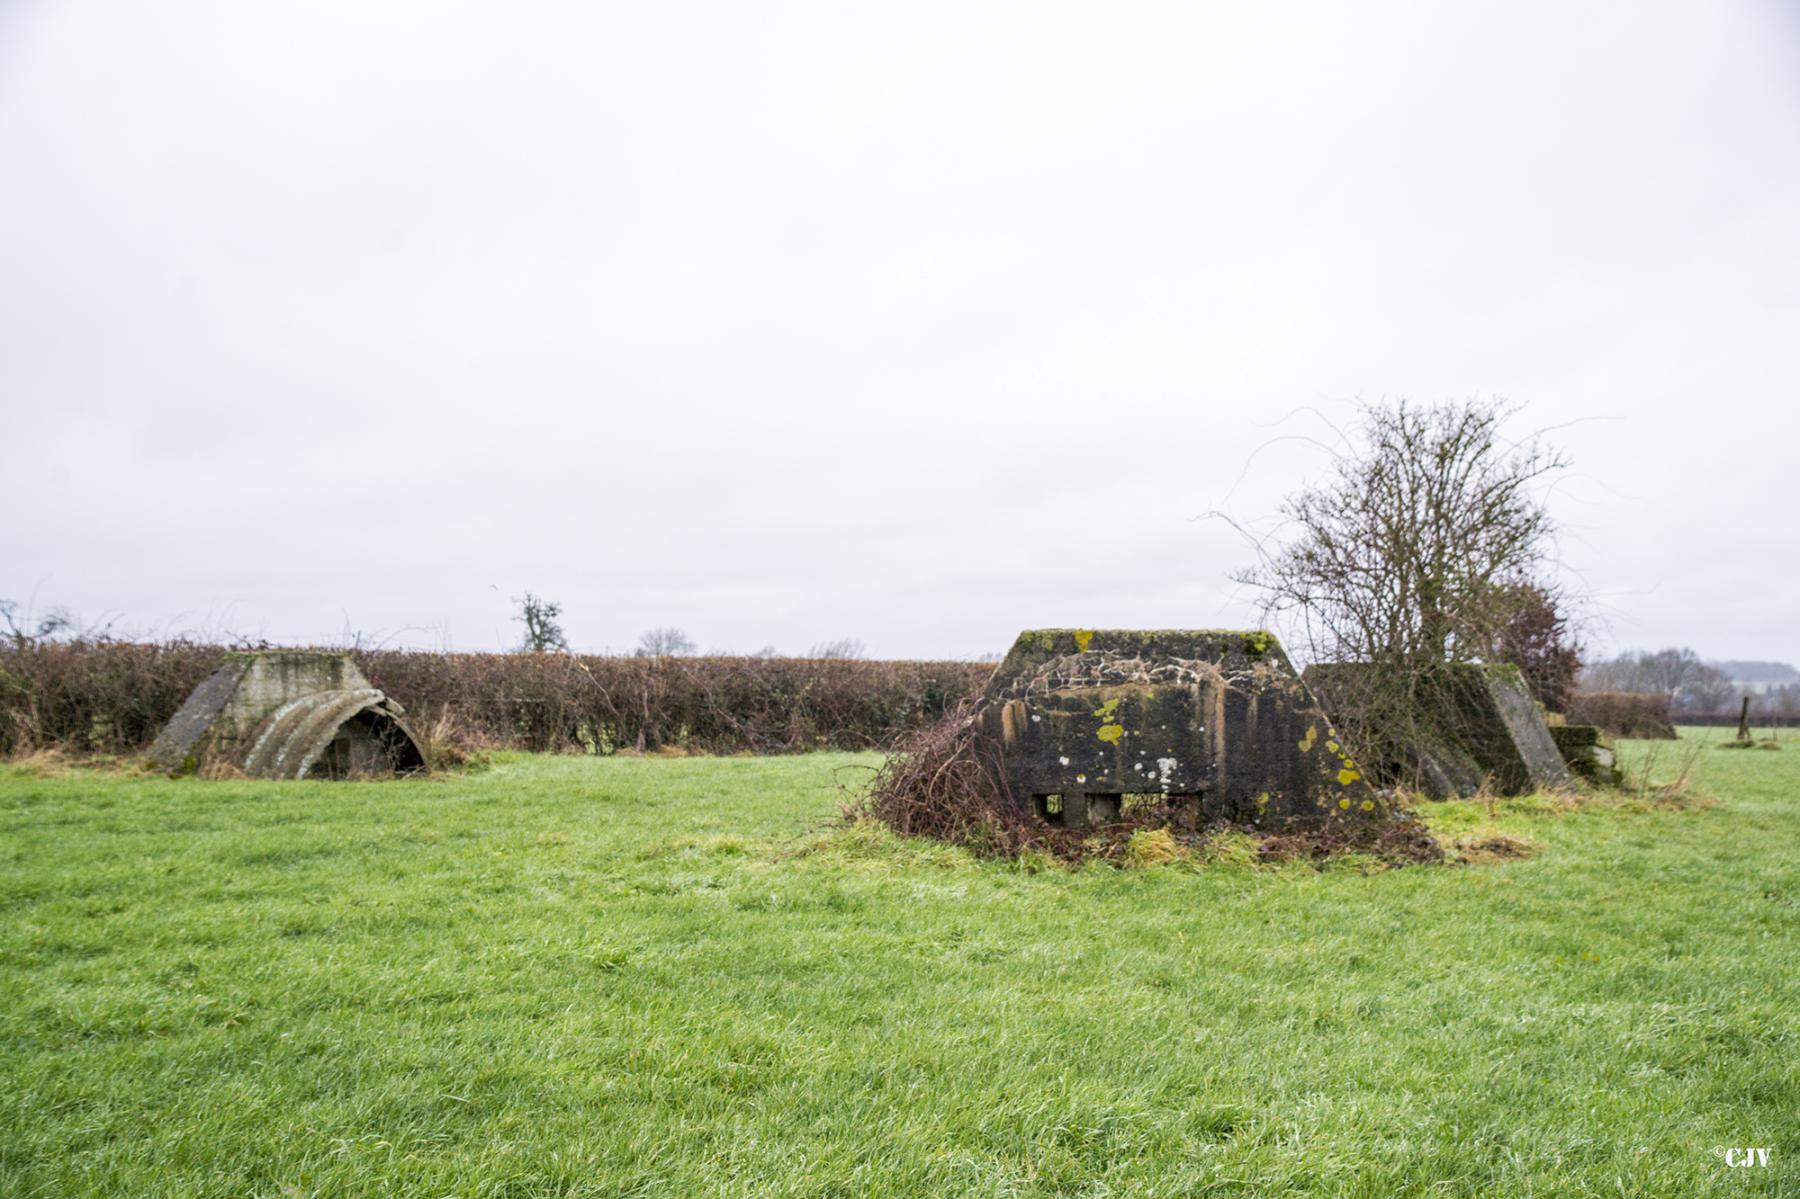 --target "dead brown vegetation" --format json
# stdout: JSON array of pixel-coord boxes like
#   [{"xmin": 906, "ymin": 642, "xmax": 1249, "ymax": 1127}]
[
  {"xmin": 1565, "ymin": 691, "xmax": 1678, "ymax": 739},
  {"xmin": 0, "ymin": 640, "xmax": 991, "ymax": 759}
]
